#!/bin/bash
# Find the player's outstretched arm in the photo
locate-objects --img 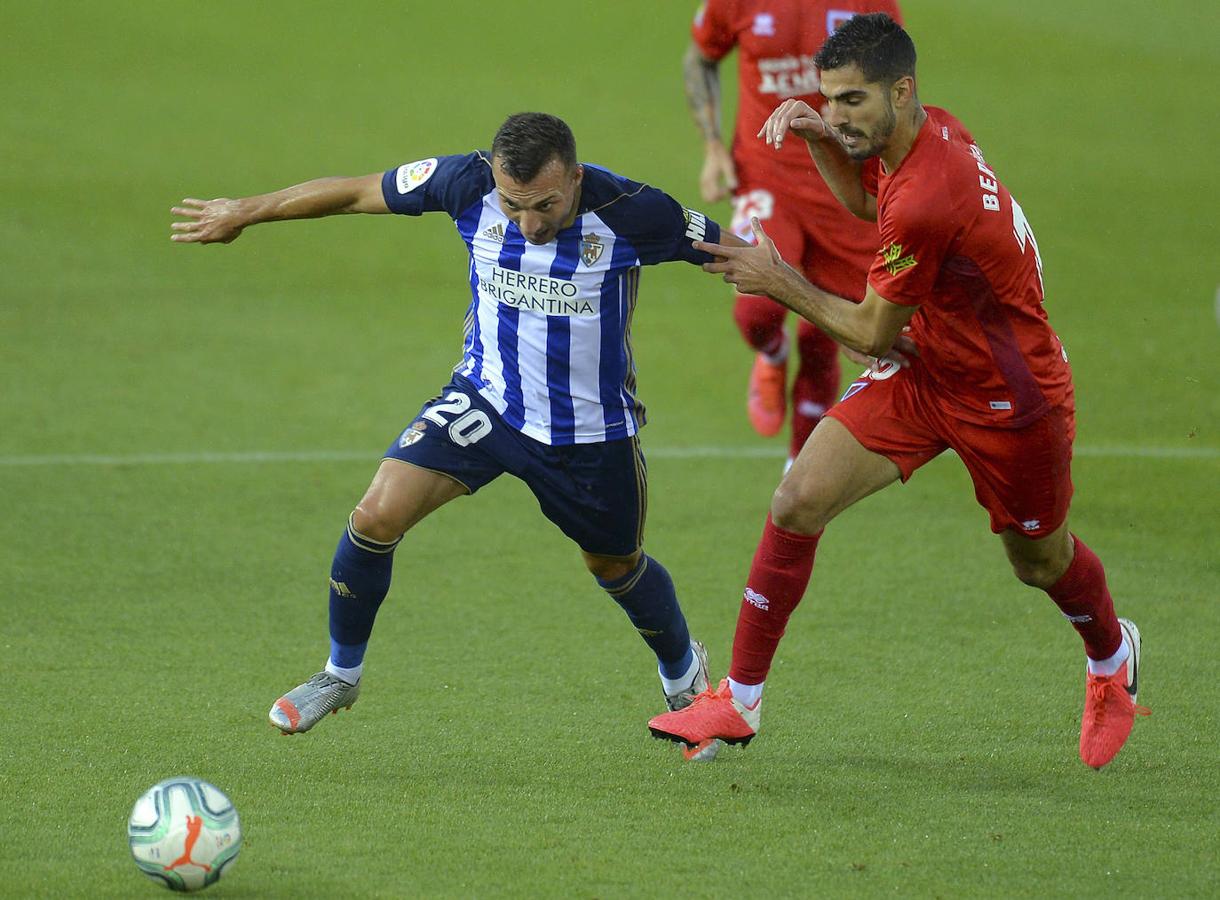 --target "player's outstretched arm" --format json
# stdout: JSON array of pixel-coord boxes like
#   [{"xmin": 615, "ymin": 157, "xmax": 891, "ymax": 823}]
[
  {"xmin": 683, "ymin": 43, "xmax": 737, "ymax": 203},
  {"xmin": 697, "ymin": 218, "xmax": 913, "ymax": 356},
  {"xmin": 170, "ymin": 173, "xmax": 389, "ymax": 244},
  {"xmin": 758, "ymin": 100, "xmax": 876, "ymax": 221}
]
